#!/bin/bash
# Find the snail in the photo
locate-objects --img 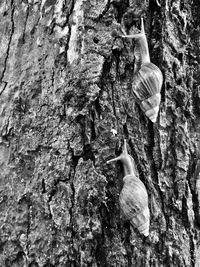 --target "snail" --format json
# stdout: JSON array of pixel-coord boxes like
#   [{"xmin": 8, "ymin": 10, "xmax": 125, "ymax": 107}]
[
  {"xmin": 122, "ymin": 18, "xmax": 163, "ymax": 123},
  {"xmin": 107, "ymin": 140, "xmax": 150, "ymax": 236}
]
